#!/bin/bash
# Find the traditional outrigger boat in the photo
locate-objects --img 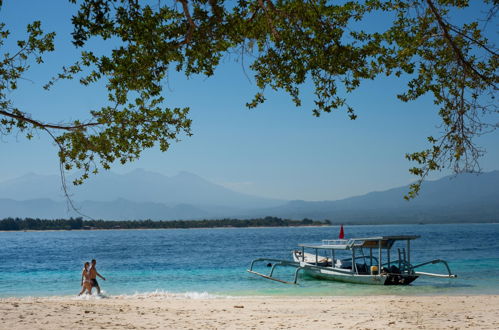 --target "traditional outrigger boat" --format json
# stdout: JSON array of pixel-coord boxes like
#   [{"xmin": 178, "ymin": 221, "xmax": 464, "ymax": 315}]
[{"xmin": 248, "ymin": 235, "xmax": 457, "ymax": 285}]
